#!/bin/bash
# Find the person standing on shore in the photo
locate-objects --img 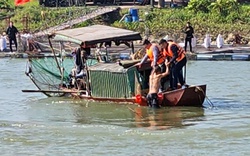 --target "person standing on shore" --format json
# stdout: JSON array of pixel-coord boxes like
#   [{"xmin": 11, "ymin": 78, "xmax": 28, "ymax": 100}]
[
  {"xmin": 183, "ymin": 22, "xmax": 194, "ymax": 52},
  {"xmin": 6, "ymin": 21, "xmax": 19, "ymax": 52}
]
